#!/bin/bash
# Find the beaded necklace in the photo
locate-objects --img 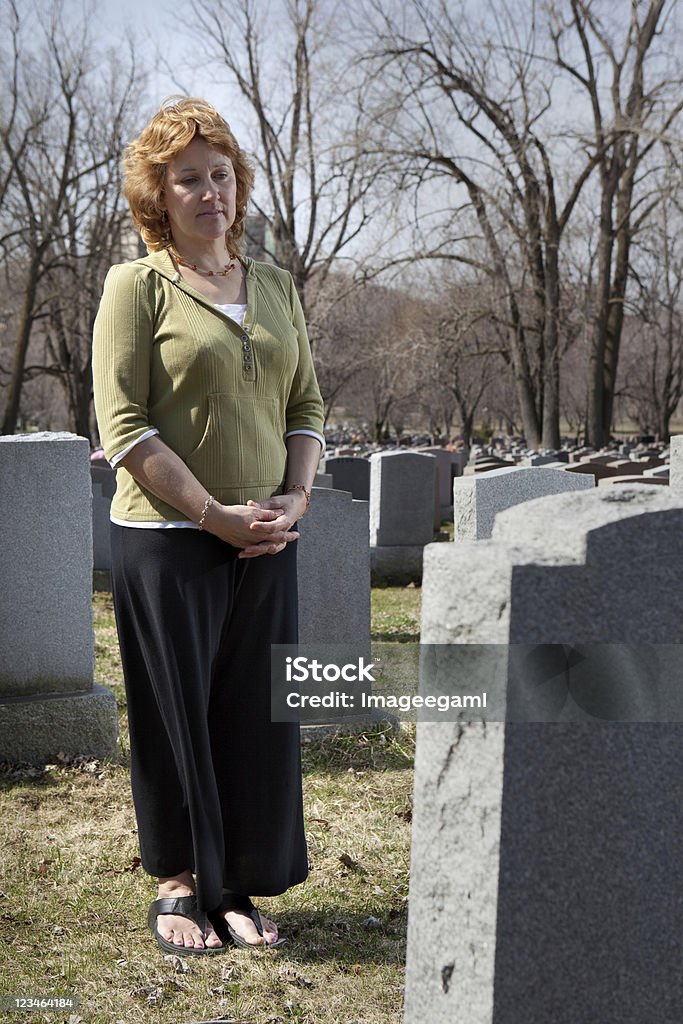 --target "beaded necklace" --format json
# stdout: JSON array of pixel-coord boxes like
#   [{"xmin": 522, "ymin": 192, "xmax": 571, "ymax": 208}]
[{"xmin": 168, "ymin": 245, "xmax": 238, "ymax": 278}]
